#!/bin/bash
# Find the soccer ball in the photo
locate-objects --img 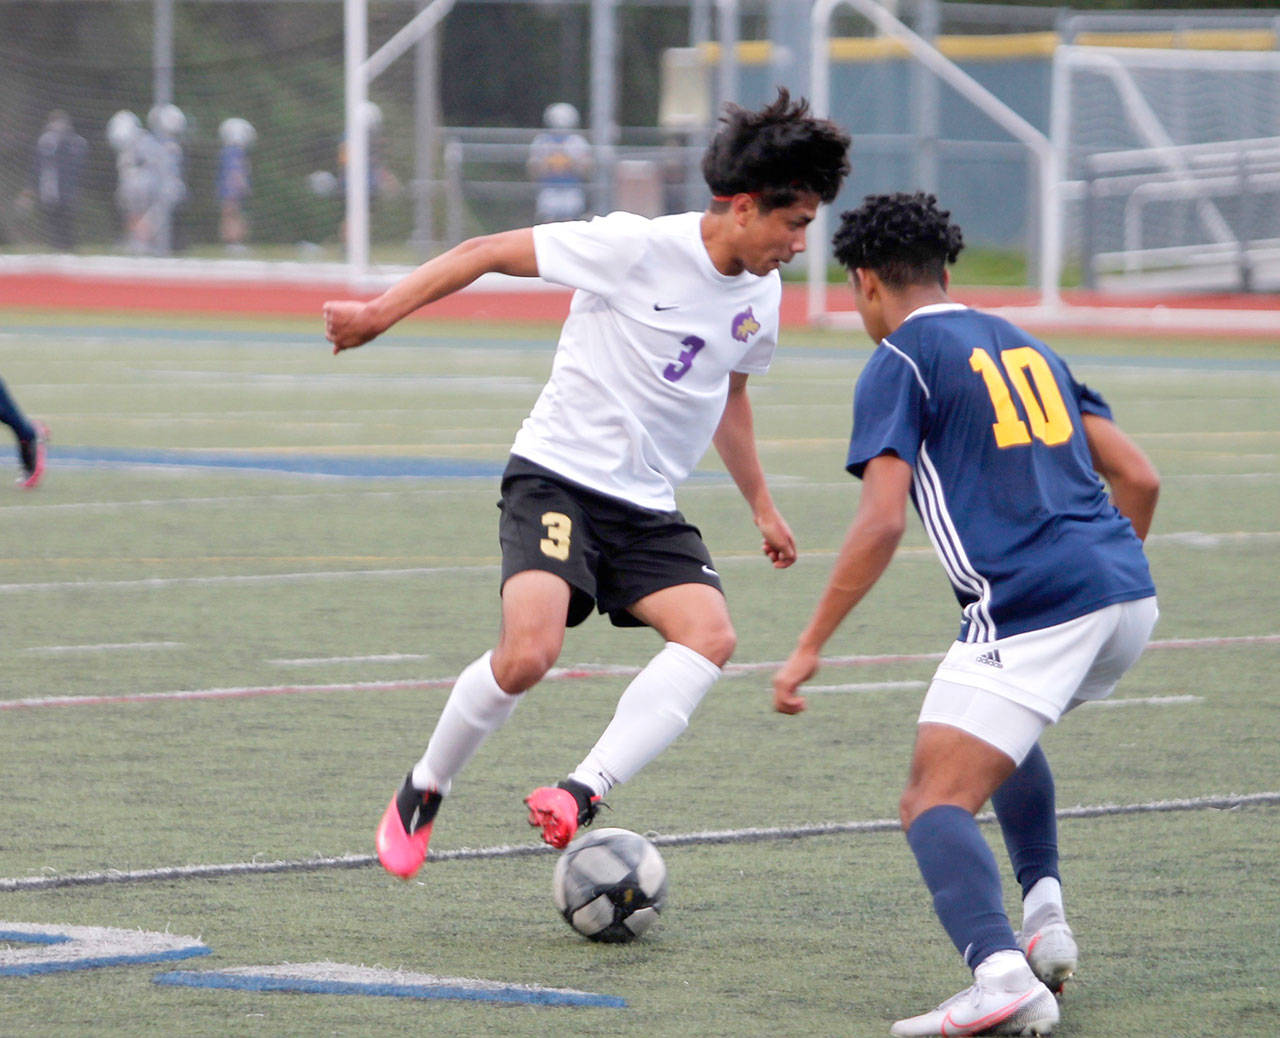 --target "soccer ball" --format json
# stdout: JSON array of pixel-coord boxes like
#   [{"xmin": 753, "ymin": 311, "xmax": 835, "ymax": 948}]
[{"xmin": 552, "ymin": 828, "xmax": 667, "ymax": 943}]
